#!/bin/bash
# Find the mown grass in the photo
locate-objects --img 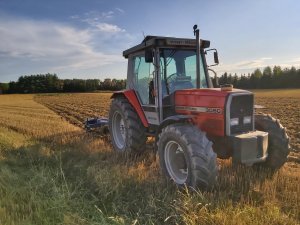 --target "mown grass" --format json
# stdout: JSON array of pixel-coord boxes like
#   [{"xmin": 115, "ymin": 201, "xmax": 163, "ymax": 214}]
[{"xmin": 0, "ymin": 93, "xmax": 299, "ymax": 225}]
